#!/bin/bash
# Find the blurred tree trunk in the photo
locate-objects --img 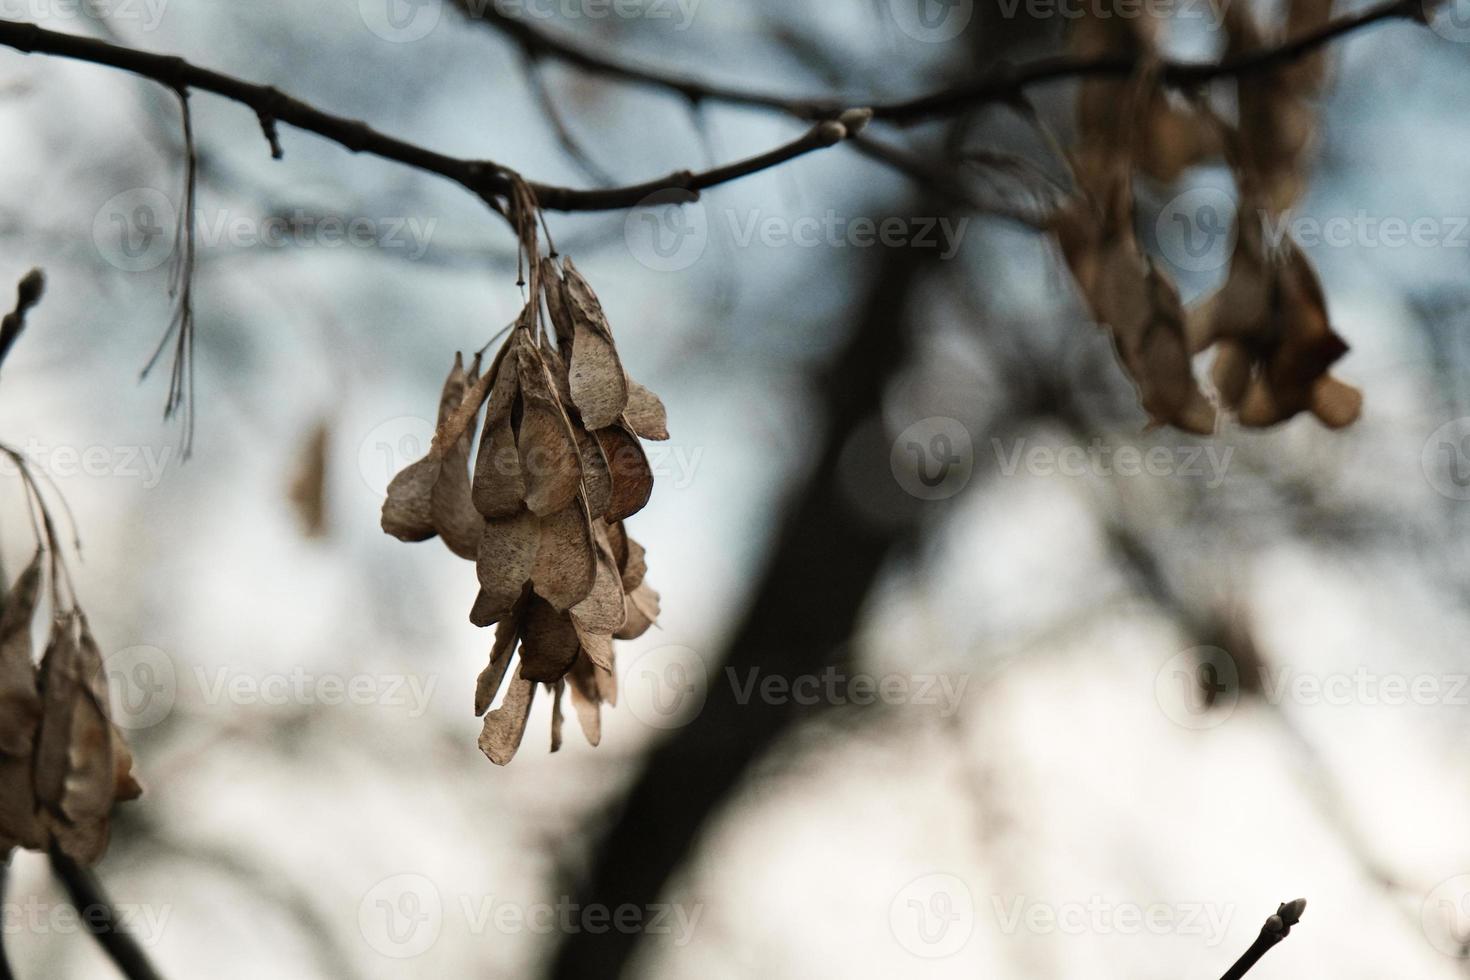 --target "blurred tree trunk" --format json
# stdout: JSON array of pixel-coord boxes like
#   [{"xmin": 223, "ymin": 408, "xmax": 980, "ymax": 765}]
[{"xmin": 550, "ymin": 12, "xmax": 1054, "ymax": 979}]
